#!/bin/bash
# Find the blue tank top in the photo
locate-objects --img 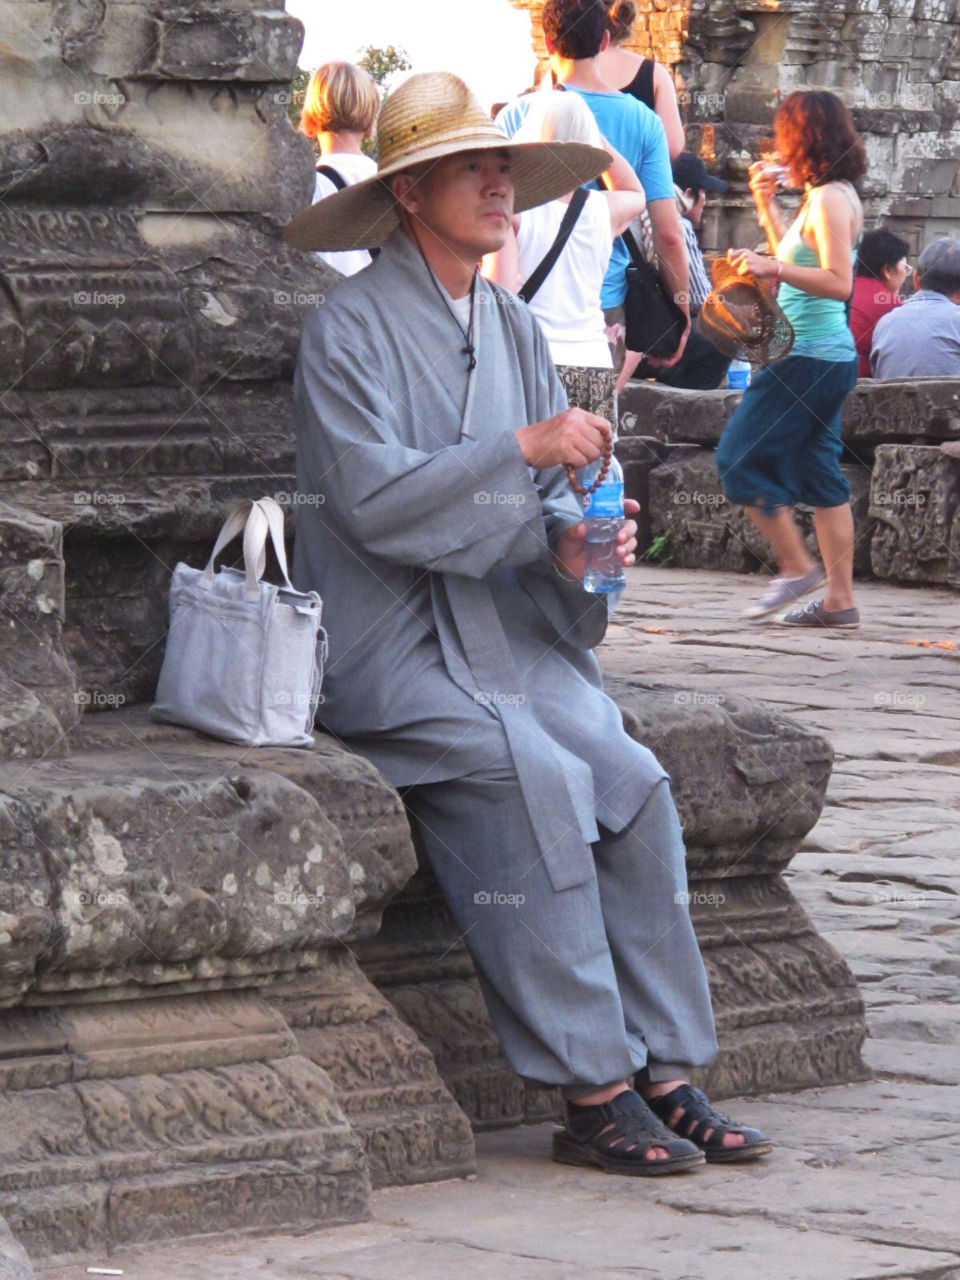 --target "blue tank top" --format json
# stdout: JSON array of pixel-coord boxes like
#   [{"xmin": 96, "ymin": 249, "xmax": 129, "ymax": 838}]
[{"xmin": 776, "ymin": 183, "xmax": 859, "ymax": 361}]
